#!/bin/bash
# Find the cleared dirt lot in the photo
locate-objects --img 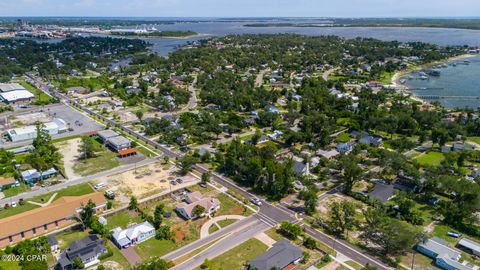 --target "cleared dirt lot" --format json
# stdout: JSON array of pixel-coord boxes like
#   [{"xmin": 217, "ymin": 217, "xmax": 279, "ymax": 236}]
[
  {"xmin": 55, "ymin": 138, "xmax": 82, "ymax": 179},
  {"xmin": 95, "ymin": 162, "xmax": 197, "ymax": 203}
]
